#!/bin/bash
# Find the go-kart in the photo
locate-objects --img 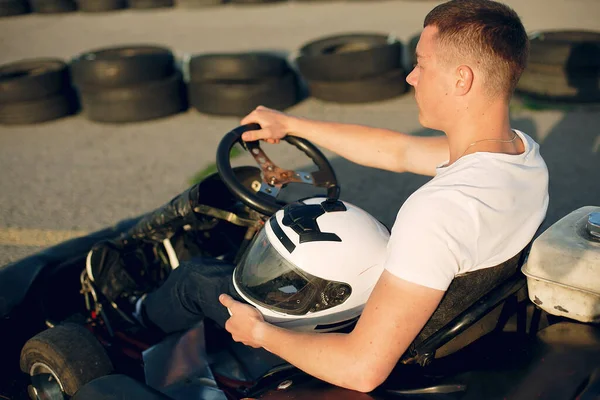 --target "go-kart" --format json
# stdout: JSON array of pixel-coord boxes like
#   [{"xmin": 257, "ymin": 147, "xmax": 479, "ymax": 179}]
[{"xmin": 1, "ymin": 124, "xmax": 599, "ymax": 400}]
